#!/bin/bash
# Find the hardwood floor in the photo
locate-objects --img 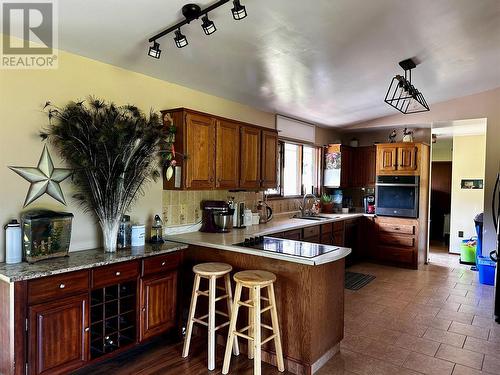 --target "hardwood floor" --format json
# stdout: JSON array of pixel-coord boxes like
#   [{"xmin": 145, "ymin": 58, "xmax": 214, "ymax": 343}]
[{"xmin": 73, "ymin": 336, "xmax": 286, "ymax": 375}]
